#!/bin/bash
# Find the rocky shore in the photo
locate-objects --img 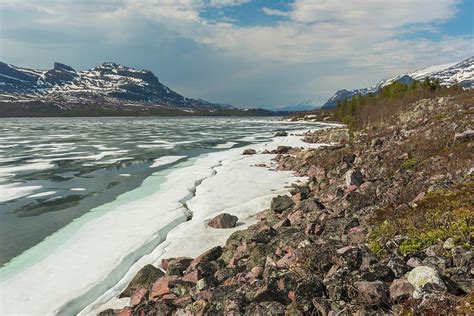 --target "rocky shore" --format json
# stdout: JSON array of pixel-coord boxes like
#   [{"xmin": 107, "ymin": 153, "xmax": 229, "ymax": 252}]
[{"xmin": 100, "ymin": 94, "xmax": 473, "ymax": 315}]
